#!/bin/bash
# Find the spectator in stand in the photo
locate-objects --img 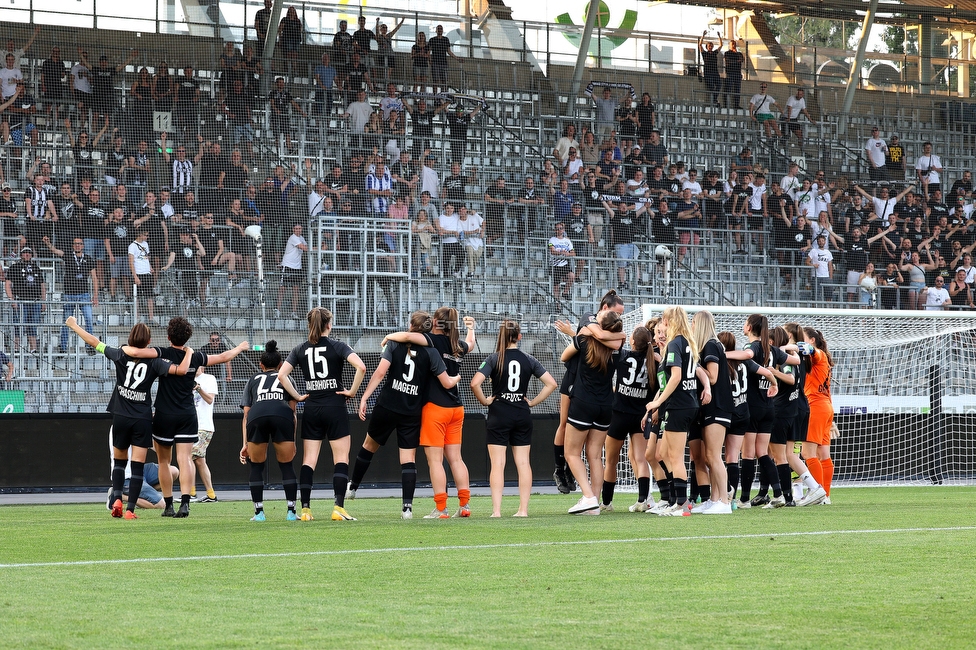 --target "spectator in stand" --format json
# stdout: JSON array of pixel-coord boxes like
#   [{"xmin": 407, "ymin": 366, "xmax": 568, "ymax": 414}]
[
  {"xmin": 921, "ymin": 275, "xmax": 951, "ymax": 310},
  {"xmin": 40, "ymin": 45, "xmax": 68, "ymax": 120},
  {"xmin": 159, "ymin": 132, "xmax": 201, "ymax": 202},
  {"xmin": 195, "ymin": 139, "xmax": 223, "ymax": 210},
  {"xmin": 519, "ymin": 175, "xmax": 546, "ymax": 234},
  {"xmin": 635, "ymin": 92, "xmax": 656, "ymax": 140},
  {"xmin": 226, "ymin": 197, "xmax": 258, "ymax": 273},
  {"xmin": 616, "ymin": 95, "xmax": 639, "ymax": 143},
  {"xmin": 428, "ymin": 24, "xmax": 459, "ymax": 93},
  {"xmin": 863, "ymin": 126, "xmax": 888, "ymax": 182},
  {"xmin": 332, "ymin": 19, "xmax": 355, "ymax": 88},
  {"xmin": 312, "ymin": 52, "xmax": 336, "ymax": 118},
  {"xmin": 69, "ymin": 48, "xmax": 93, "ymax": 123},
  {"xmin": 419, "ymin": 152, "xmax": 440, "ymax": 201},
  {"xmin": 643, "ymin": 130, "xmax": 668, "ymax": 169},
  {"xmin": 854, "ymin": 182, "xmax": 915, "ymax": 227},
  {"xmin": 577, "ymin": 130, "xmax": 600, "ymax": 168},
  {"xmin": 2, "ymin": 86, "xmax": 38, "ymax": 148},
  {"xmin": 564, "ymin": 147, "xmax": 584, "ymax": 188},
  {"xmin": 0, "ymin": 183, "xmax": 19, "ymax": 245},
  {"xmin": 278, "ymin": 6, "xmax": 304, "ymax": 60},
  {"xmin": 411, "ymin": 208, "xmax": 435, "ymax": 276},
  {"xmin": 277, "ymin": 223, "xmax": 308, "ymax": 318},
  {"xmin": 342, "ymin": 89, "xmax": 372, "ymax": 149},
  {"xmin": 0, "ymin": 52, "xmax": 23, "ymax": 101},
  {"xmin": 0, "ymin": 26, "xmax": 39, "ymax": 69},
  {"xmin": 589, "ymin": 86, "xmax": 618, "ymax": 138},
  {"xmin": 916, "ymin": 142, "xmax": 944, "ymax": 200},
  {"xmin": 195, "ymin": 213, "xmax": 237, "ymax": 305},
  {"xmin": 343, "ymin": 51, "xmax": 373, "ymax": 105},
  {"xmin": 352, "ymin": 14, "xmax": 376, "ymax": 63},
  {"xmin": 949, "ymin": 171, "xmax": 973, "ymax": 200},
  {"xmin": 749, "ymin": 83, "xmax": 782, "ymax": 139},
  {"xmin": 175, "ymin": 65, "xmax": 202, "ymax": 141},
  {"xmin": 24, "ymin": 174, "xmax": 57, "ymax": 252},
  {"xmin": 65, "ymin": 116, "xmax": 108, "ymax": 188},
  {"xmin": 217, "ymin": 41, "xmax": 242, "ymax": 104},
  {"xmin": 806, "ymin": 233, "xmax": 834, "ymax": 301},
  {"xmin": 241, "ymin": 45, "xmax": 263, "ymax": 100},
  {"xmin": 403, "ymin": 99, "xmax": 442, "ymax": 161},
  {"xmin": 375, "ymin": 18, "xmax": 405, "ymax": 82},
  {"xmin": 553, "ymin": 124, "xmax": 581, "ymax": 171},
  {"xmin": 548, "ymin": 221, "xmax": 575, "ymax": 306},
  {"xmin": 222, "ymin": 80, "xmax": 255, "ymax": 156},
  {"xmin": 0, "ymin": 348, "xmax": 12, "ymax": 385},
  {"xmin": 444, "ymin": 100, "xmax": 480, "ymax": 157},
  {"xmin": 442, "ymin": 161, "xmax": 466, "ymax": 205},
  {"xmin": 698, "ymin": 31, "xmax": 723, "ymax": 107},
  {"xmin": 200, "ymin": 331, "xmax": 233, "ymax": 382},
  {"xmin": 701, "ymin": 170, "xmax": 726, "ymax": 228},
  {"xmin": 151, "ymin": 60, "xmax": 175, "ymax": 119},
  {"xmin": 161, "ymin": 227, "xmax": 206, "ymax": 305},
  {"xmin": 4, "ymin": 246, "xmax": 46, "ymax": 353},
  {"xmin": 411, "ymin": 31, "xmax": 430, "ymax": 92},
  {"xmin": 438, "ymin": 201, "xmax": 462, "ymax": 277},
  {"xmin": 91, "ymin": 50, "xmax": 136, "ymax": 124},
  {"xmin": 484, "ymin": 175, "xmax": 514, "ymax": 251},
  {"xmin": 457, "ymin": 204, "xmax": 485, "ymax": 277},
  {"xmin": 595, "ymin": 148, "xmax": 621, "ymax": 188},
  {"xmin": 604, "ymin": 192, "xmax": 644, "ymax": 291},
  {"xmin": 948, "ymin": 267, "xmax": 975, "ymax": 308},
  {"xmin": 885, "ymin": 134, "xmax": 905, "ymax": 181},
  {"xmin": 674, "ymin": 187, "xmax": 702, "ymax": 265},
  {"xmin": 268, "ymin": 77, "xmax": 307, "ymax": 152},
  {"xmin": 254, "ymin": 0, "xmax": 273, "ymax": 56},
  {"xmin": 722, "ymin": 39, "xmax": 745, "ymax": 109},
  {"xmin": 43, "ymin": 235, "xmax": 98, "ymax": 353},
  {"xmin": 783, "ymin": 88, "xmax": 812, "ymax": 147},
  {"xmin": 122, "ymin": 138, "xmax": 152, "ymax": 189}
]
